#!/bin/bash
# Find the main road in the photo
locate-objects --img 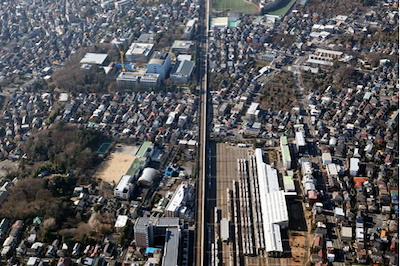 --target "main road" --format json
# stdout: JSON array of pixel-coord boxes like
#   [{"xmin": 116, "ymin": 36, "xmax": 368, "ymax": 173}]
[{"xmin": 195, "ymin": 0, "xmax": 211, "ymax": 264}]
